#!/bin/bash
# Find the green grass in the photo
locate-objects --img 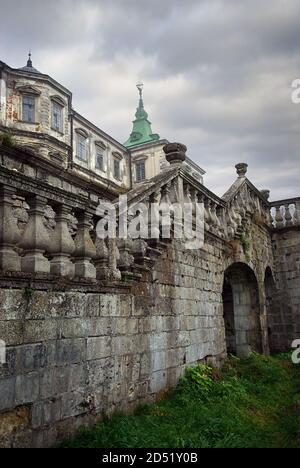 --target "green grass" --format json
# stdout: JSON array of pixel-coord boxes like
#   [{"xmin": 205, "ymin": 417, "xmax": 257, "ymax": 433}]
[{"xmin": 61, "ymin": 354, "xmax": 300, "ymax": 448}]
